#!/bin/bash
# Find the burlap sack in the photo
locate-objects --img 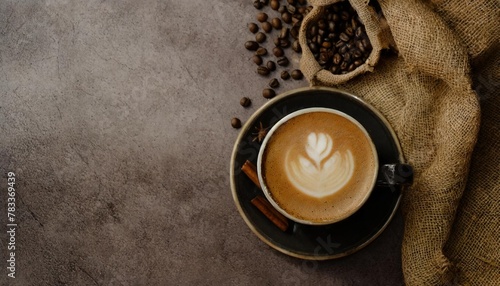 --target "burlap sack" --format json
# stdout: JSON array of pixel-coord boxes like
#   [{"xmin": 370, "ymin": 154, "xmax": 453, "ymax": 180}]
[
  {"xmin": 300, "ymin": 0, "xmax": 500, "ymax": 284},
  {"xmin": 299, "ymin": 0, "xmax": 394, "ymax": 86}
]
